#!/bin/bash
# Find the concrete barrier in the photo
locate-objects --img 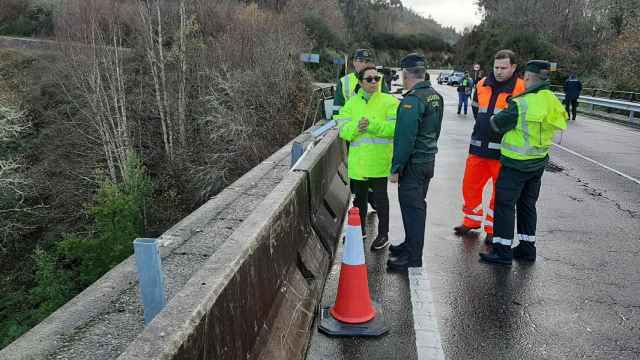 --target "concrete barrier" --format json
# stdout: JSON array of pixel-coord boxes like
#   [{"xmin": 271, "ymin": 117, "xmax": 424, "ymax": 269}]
[
  {"xmin": 0, "ymin": 133, "xmax": 315, "ymax": 360},
  {"xmin": 117, "ymin": 129, "xmax": 349, "ymax": 359},
  {"xmin": 296, "ymin": 132, "xmax": 350, "ymax": 256}
]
